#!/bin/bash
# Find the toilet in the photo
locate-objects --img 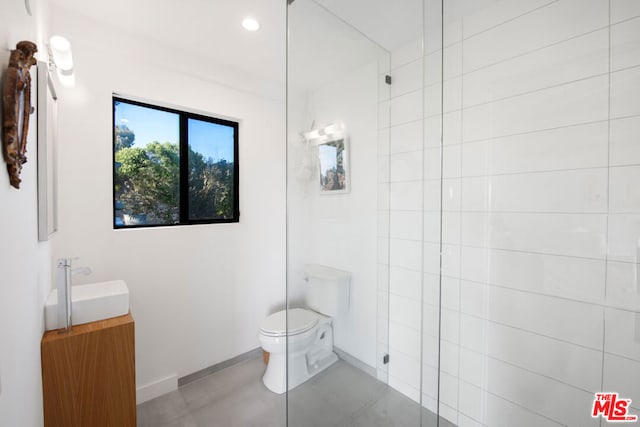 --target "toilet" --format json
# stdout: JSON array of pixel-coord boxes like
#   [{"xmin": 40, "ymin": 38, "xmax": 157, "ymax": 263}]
[{"xmin": 259, "ymin": 264, "xmax": 351, "ymax": 394}]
